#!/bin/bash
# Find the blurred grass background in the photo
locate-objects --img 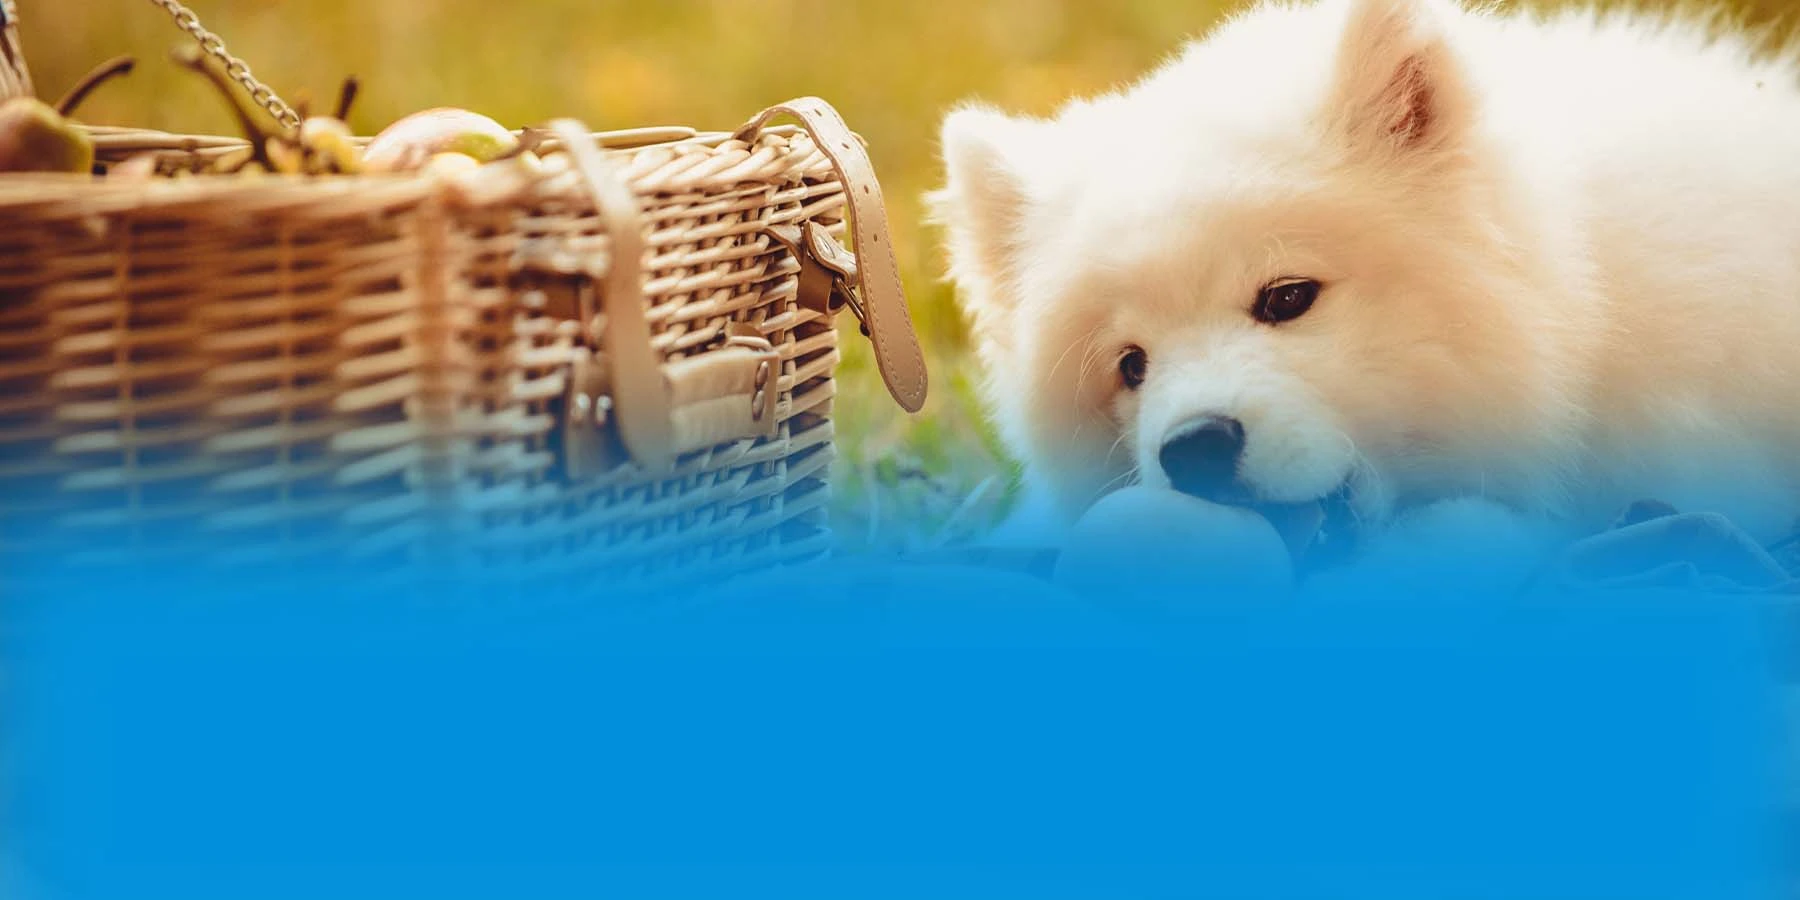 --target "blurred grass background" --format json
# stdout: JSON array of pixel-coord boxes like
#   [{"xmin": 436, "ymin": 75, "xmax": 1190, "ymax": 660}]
[{"xmin": 17, "ymin": 0, "xmax": 1794, "ymax": 551}]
